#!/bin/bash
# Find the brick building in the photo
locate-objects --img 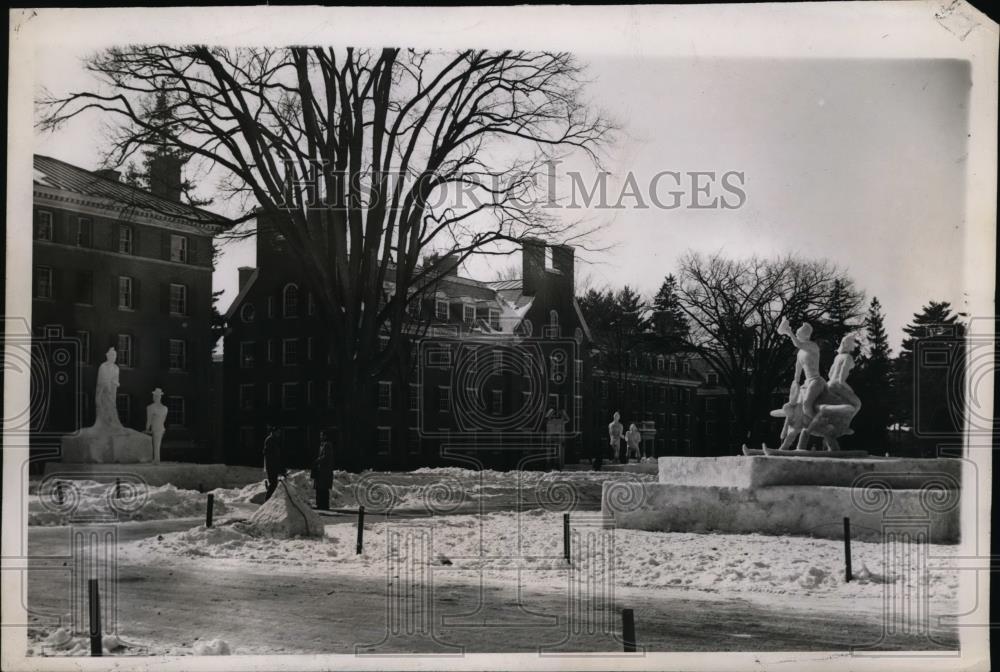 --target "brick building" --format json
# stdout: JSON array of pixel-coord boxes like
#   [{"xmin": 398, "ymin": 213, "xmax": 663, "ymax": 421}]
[
  {"xmin": 30, "ymin": 154, "xmax": 232, "ymax": 464},
  {"xmin": 223, "ymin": 230, "xmax": 591, "ymax": 471}
]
